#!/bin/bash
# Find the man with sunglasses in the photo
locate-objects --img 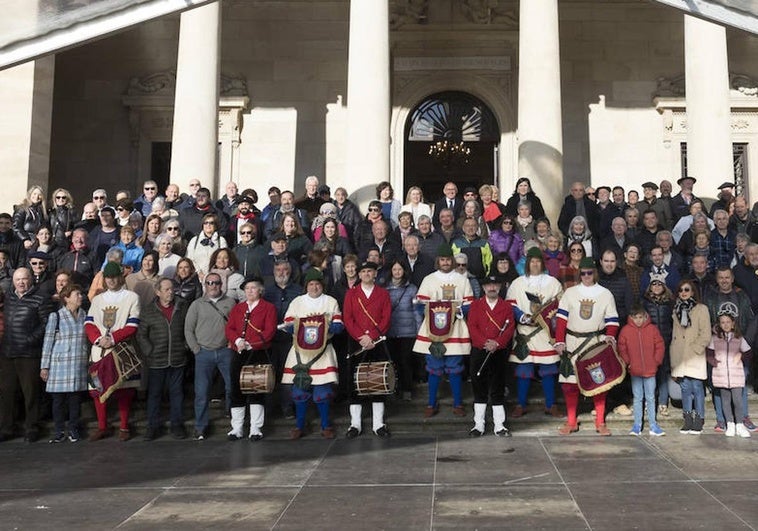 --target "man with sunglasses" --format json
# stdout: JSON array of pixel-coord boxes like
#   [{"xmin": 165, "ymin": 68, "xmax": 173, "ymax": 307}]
[
  {"xmin": 134, "ymin": 180, "xmax": 163, "ymax": 218},
  {"xmin": 26, "ymin": 251, "xmax": 55, "ymax": 298},
  {"xmin": 184, "ymin": 271, "xmax": 236, "ymax": 440},
  {"xmin": 554, "ymin": 257, "xmax": 620, "ymax": 436}
]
